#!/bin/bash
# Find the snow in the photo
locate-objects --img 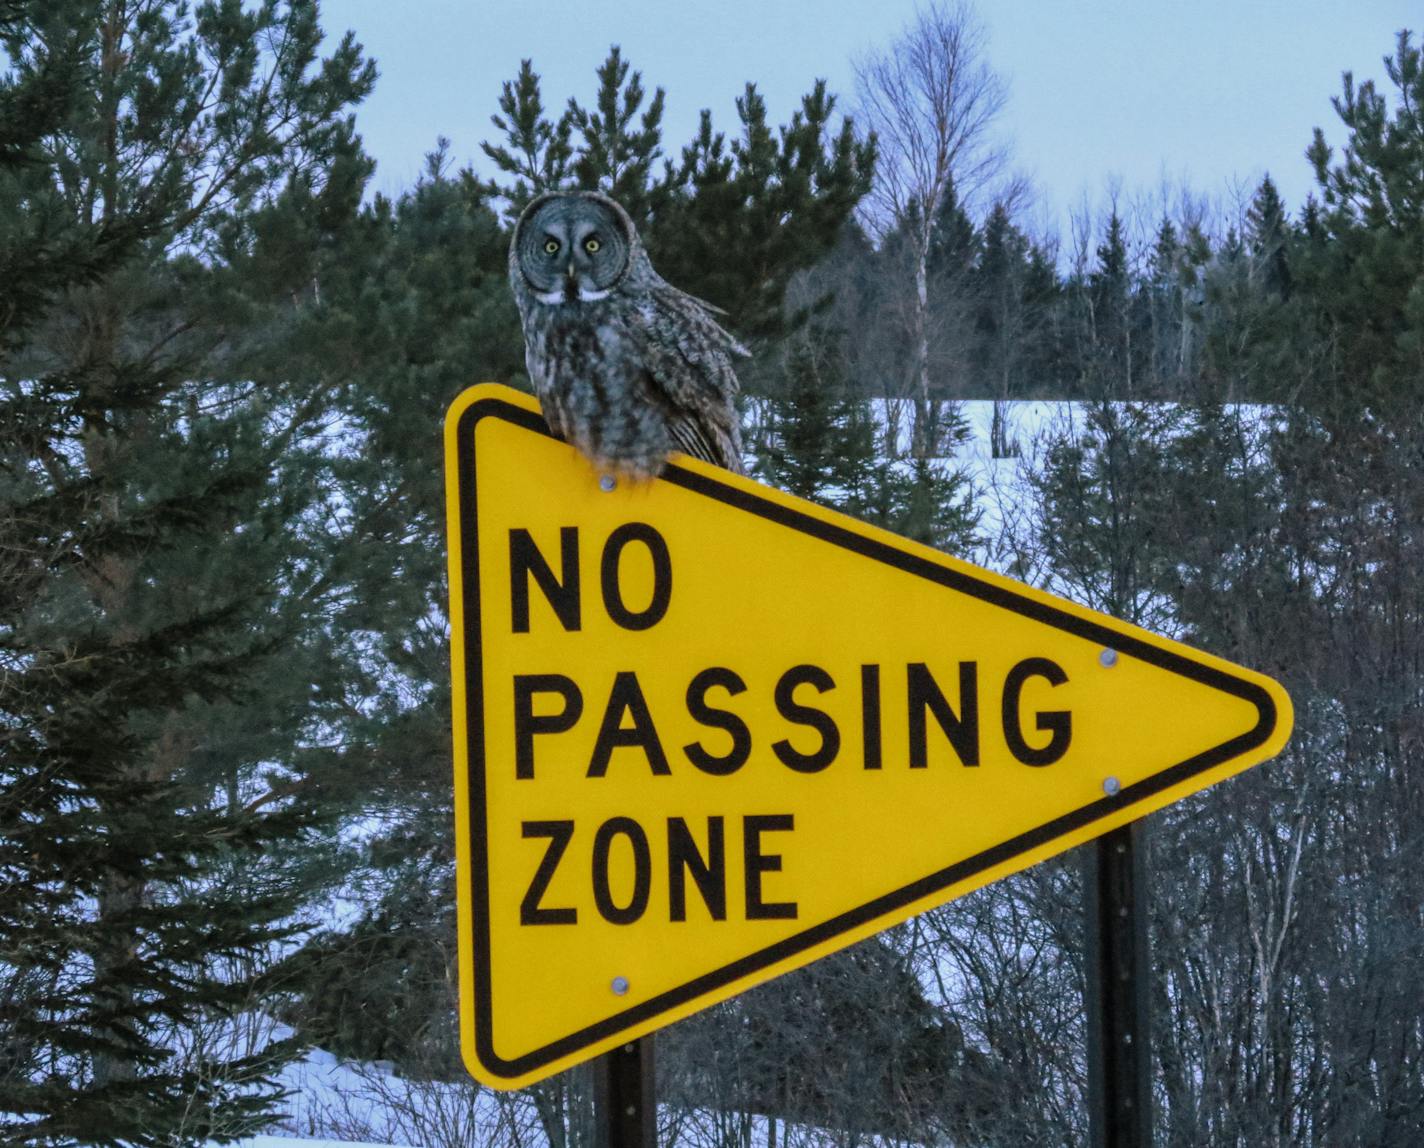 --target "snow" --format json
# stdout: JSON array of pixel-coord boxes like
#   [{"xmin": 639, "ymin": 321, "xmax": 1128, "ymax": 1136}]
[
  {"xmin": 245, "ymin": 1044, "xmax": 506, "ymax": 1147},
  {"xmin": 233, "ymin": 1139, "xmax": 399, "ymax": 1148}
]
